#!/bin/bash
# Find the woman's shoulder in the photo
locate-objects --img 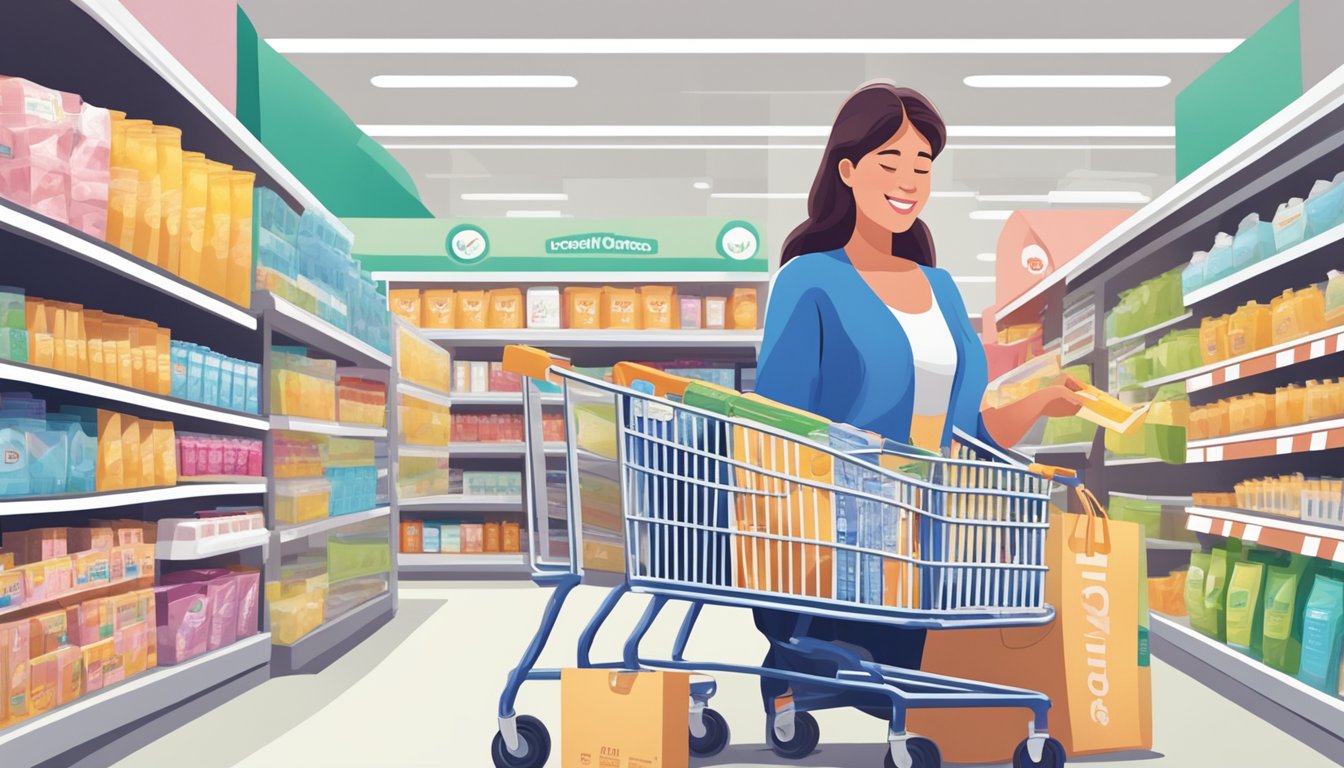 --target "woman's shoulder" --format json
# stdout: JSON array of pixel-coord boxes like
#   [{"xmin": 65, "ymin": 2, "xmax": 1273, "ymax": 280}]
[{"xmin": 775, "ymin": 249, "xmax": 849, "ymax": 282}]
